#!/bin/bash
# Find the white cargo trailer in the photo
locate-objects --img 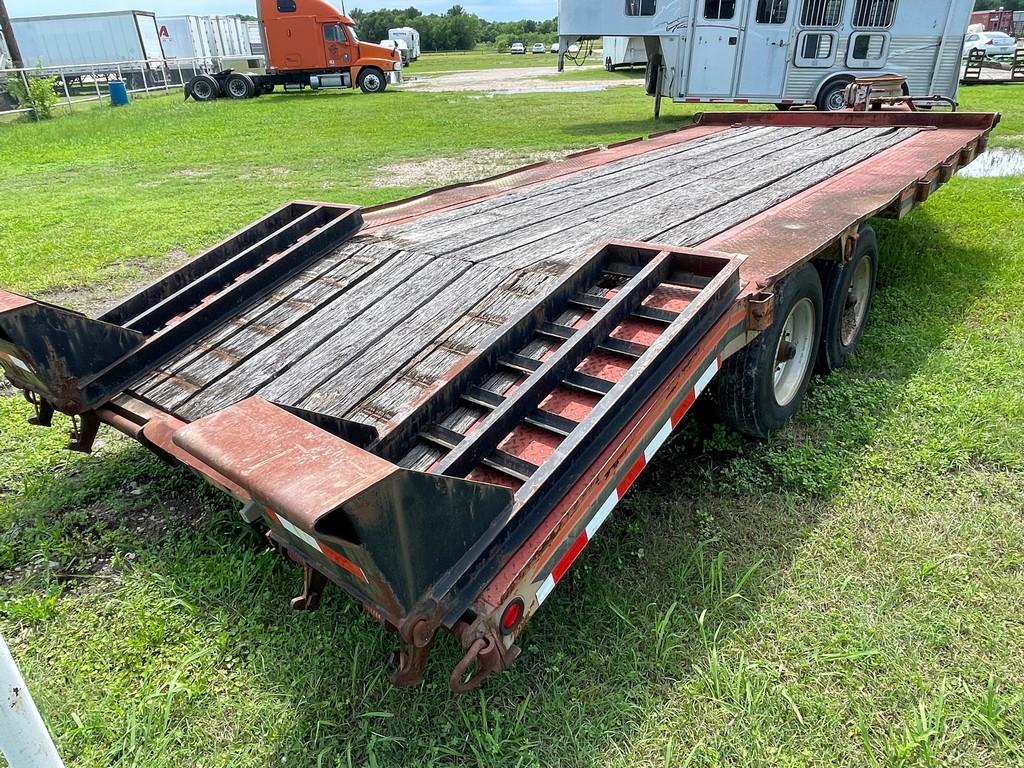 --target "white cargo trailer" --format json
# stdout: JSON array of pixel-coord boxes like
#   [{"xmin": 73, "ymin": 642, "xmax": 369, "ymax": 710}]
[
  {"xmin": 603, "ymin": 36, "xmax": 648, "ymax": 70},
  {"xmin": 157, "ymin": 14, "xmax": 254, "ymax": 81},
  {"xmin": 247, "ymin": 20, "xmax": 265, "ymax": 56},
  {"xmin": 11, "ymin": 11, "xmax": 165, "ymax": 86},
  {"xmin": 560, "ymin": 0, "xmax": 974, "ymax": 111},
  {"xmin": 388, "ymin": 27, "xmax": 420, "ymax": 61}
]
